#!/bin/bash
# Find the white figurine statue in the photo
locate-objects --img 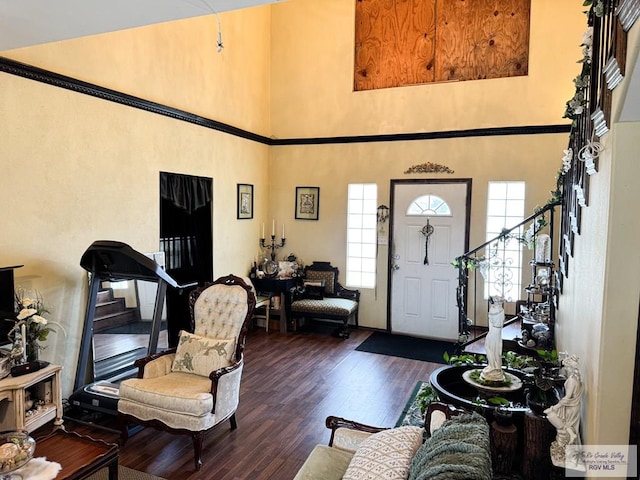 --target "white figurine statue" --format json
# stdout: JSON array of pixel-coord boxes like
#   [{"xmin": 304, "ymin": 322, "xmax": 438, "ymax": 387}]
[
  {"xmin": 481, "ymin": 296, "xmax": 505, "ymax": 383},
  {"xmin": 536, "ymin": 234, "xmax": 551, "ymax": 263},
  {"xmin": 544, "ymin": 354, "xmax": 584, "ymax": 469}
]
